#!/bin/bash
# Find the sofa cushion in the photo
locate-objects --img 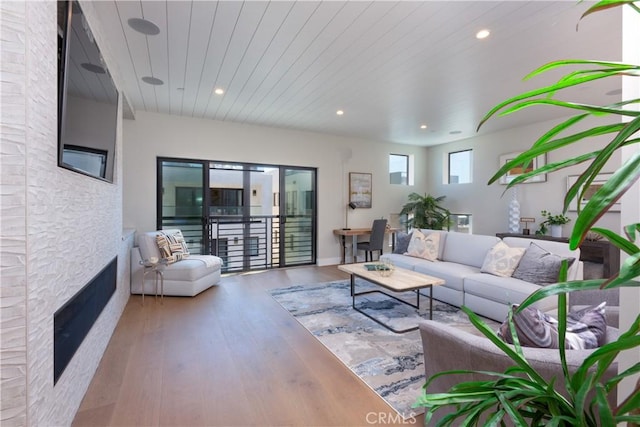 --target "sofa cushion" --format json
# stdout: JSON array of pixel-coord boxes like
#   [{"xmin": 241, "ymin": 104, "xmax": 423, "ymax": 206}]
[
  {"xmin": 480, "ymin": 241, "xmax": 526, "ymax": 277},
  {"xmin": 511, "ymin": 242, "xmax": 574, "ymax": 285},
  {"xmin": 414, "ymin": 261, "xmax": 479, "ymax": 292},
  {"xmin": 160, "ymin": 256, "xmax": 222, "ymax": 282},
  {"xmin": 406, "ymin": 229, "xmax": 440, "ymax": 261},
  {"xmin": 441, "ymin": 232, "xmax": 500, "ymax": 268},
  {"xmin": 464, "ymin": 273, "xmax": 553, "ymax": 311},
  {"xmin": 393, "ymin": 231, "xmax": 412, "ymax": 254},
  {"xmin": 138, "ymin": 231, "xmax": 163, "ymax": 261}
]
